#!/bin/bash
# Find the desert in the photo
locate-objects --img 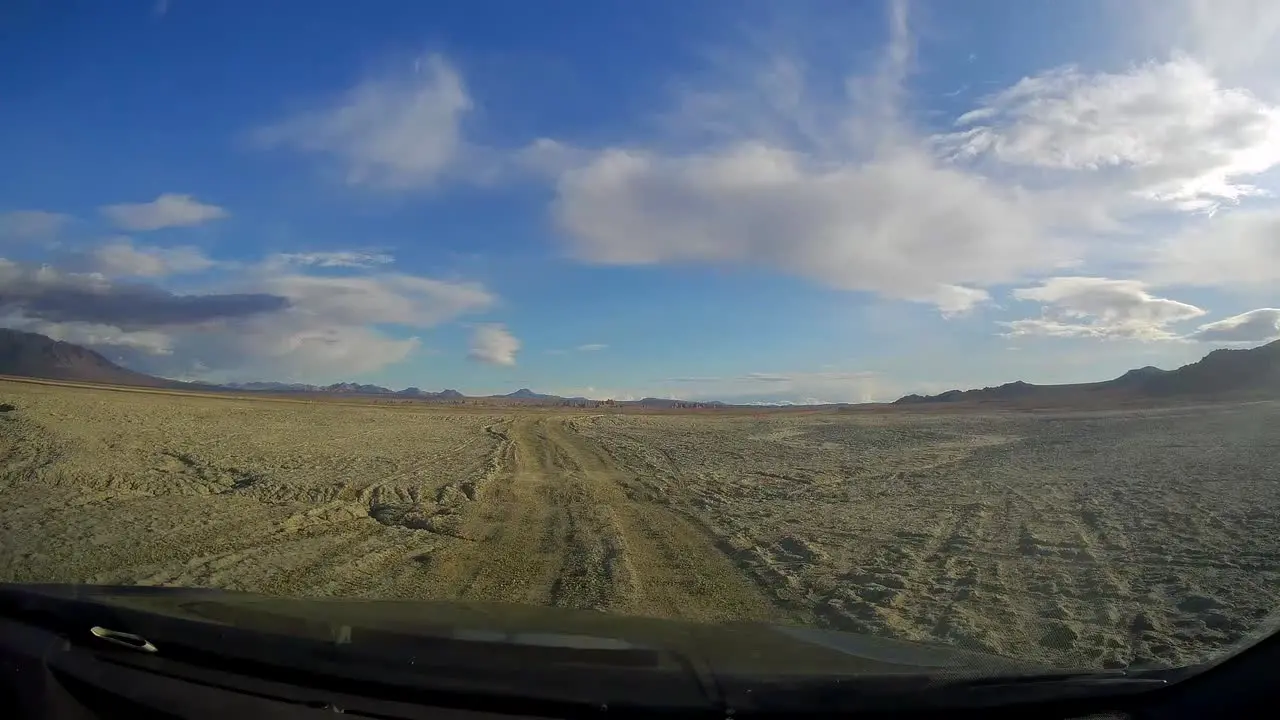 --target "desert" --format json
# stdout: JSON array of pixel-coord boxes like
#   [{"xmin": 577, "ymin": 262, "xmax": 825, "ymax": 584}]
[{"xmin": 3, "ymin": 375, "xmax": 1278, "ymax": 672}]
